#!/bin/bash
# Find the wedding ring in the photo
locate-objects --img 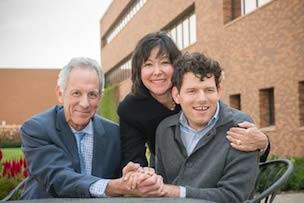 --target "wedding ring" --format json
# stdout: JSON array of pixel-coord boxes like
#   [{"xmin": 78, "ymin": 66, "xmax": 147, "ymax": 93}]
[{"xmin": 236, "ymin": 140, "xmax": 242, "ymax": 146}]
